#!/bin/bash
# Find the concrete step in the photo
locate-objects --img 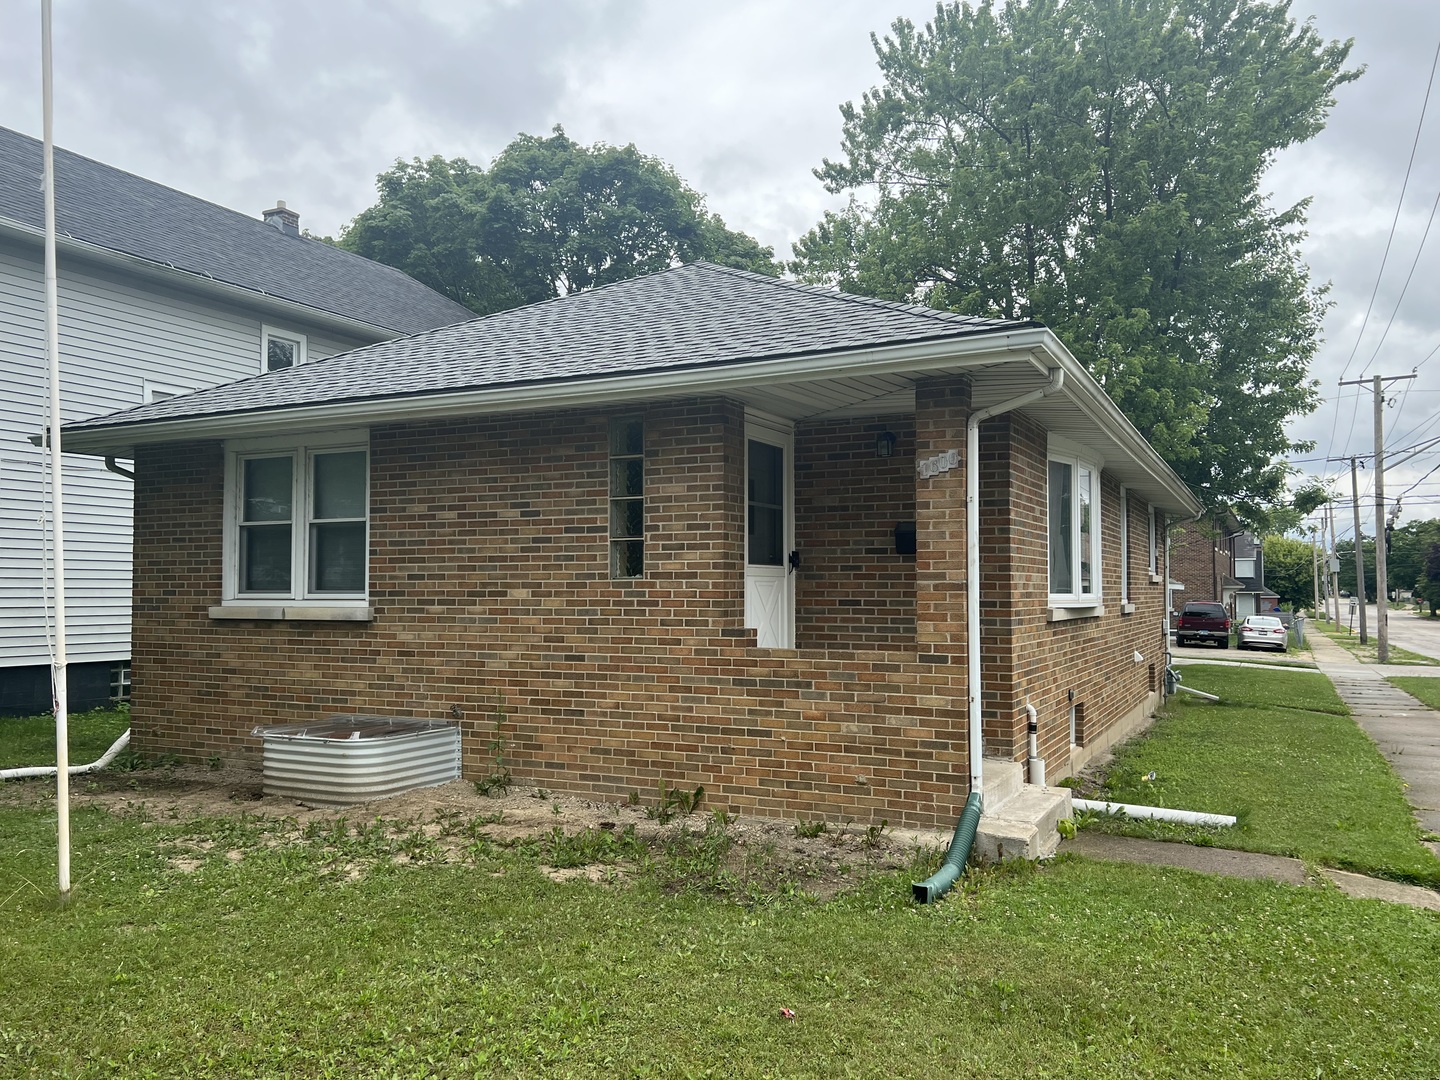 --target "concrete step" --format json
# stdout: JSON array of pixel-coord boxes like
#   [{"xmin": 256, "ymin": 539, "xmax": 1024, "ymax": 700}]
[
  {"xmin": 981, "ymin": 757, "xmax": 1025, "ymax": 811},
  {"xmin": 976, "ymin": 784, "xmax": 1073, "ymax": 862}
]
